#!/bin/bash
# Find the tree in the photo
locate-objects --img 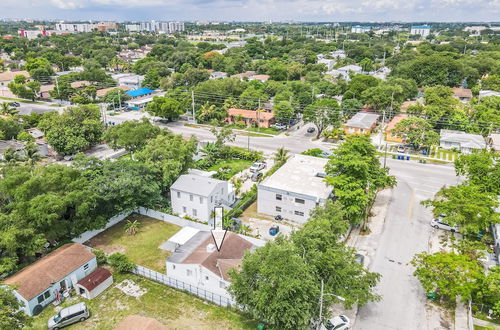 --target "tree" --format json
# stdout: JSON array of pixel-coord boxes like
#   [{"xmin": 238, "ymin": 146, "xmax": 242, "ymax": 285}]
[
  {"xmin": 8, "ymin": 75, "xmax": 41, "ymax": 101},
  {"xmin": 422, "ymin": 184, "xmax": 499, "ymax": 234},
  {"xmin": 0, "ymin": 102, "xmax": 19, "ymax": 116},
  {"xmin": 0, "ymin": 286, "xmax": 32, "ymax": 329},
  {"xmin": 304, "ymin": 99, "xmax": 342, "ymax": 139},
  {"xmin": 392, "ymin": 117, "xmax": 440, "ymax": 149},
  {"xmin": 142, "ymin": 69, "xmax": 160, "ymax": 89},
  {"xmin": 229, "ymin": 238, "xmax": 320, "ymax": 329},
  {"xmin": 124, "ymin": 220, "xmax": 140, "ymax": 235},
  {"xmin": 481, "ymin": 74, "xmax": 500, "ymax": 92},
  {"xmin": 183, "ymin": 68, "xmax": 210, "ymax": 86},
  {"xmin": 273, "ymin": 101, "xmax": 294, "ymax": 125},
  {"xmin": 108, "ymin": 253, "xmax": 135, "ymax": 273},
  {"xmin": 359, "ymin": 58, "xmax": 374, "ymax": 72},
  {"xmin": 454, "ymin": 151, "xmax": 500, "ymax": 195},
  {"xmin": 273, "ymin": 147, "xmax": 290, "ymax": 163},
  {"xmin": 411, "ymin": 252, "xmax": 484, "ymax": 301},
  {"xmin": 103, "ymin": 118, "xmax": 161, "ymax": 155},
  {"xmin": 25, "ymin": 57, "xmax": 54, "ymax": 82},
  {"xmin": 38, "ymin": 105, "xmax": 104, "ymax": 155},
  {"xmin": 476, "ymin": 266, "xmax": 500, "ymax": 317},
  {"xmin": 146, "ymin": 96, "xmax": 184, "ymax": 121},
  {"xmin": 0, "ymin": 117, "xmax": 22, "ymax": 140},
  {"xmin": 196, "ymin": 102, "xmax": 226, "ymax": 123},
  {"xmin": 210, "ymin": 124, "xmax": 235, "ymax": 147},
  {"xmin": 361, "ymin": 84, "xmax": 403, "ymax": 110},
  {"xmin": 23, "ymin": 143, "xmax": 41, "ymax": 165},
  {"xmin": 136, "ymin": 134, "xmax": 197, "ymax": 192},
  {"xmin": 239, "ymin": 86, "xmax": 269, "ymax": 110}
]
